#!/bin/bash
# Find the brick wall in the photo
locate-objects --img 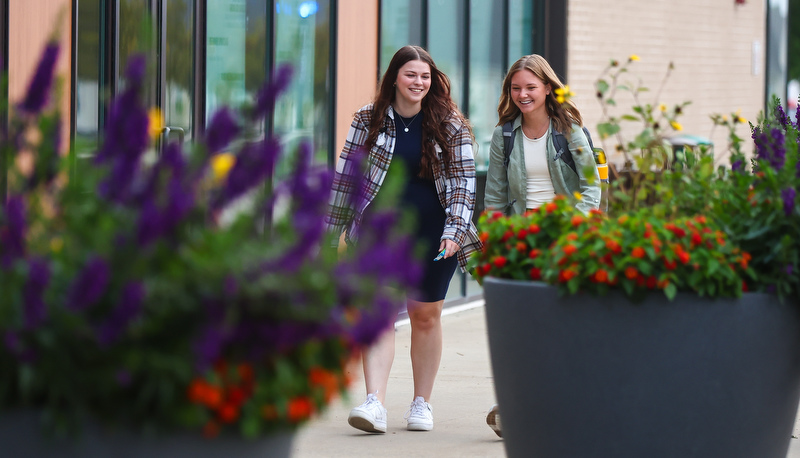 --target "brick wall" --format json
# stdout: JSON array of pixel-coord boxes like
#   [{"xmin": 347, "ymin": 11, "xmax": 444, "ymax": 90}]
[{"xmin": 566, "ymin": 0, "xmax": 766, "ymax": 165}]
